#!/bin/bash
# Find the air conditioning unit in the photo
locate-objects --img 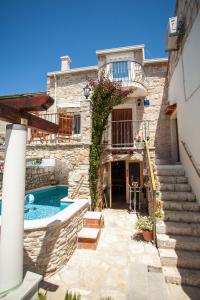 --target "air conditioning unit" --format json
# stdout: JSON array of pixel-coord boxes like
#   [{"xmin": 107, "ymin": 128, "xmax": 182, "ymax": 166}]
[{"xmin": 166, "ymin": 16, "xmax": 183, "ymax": 52}]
